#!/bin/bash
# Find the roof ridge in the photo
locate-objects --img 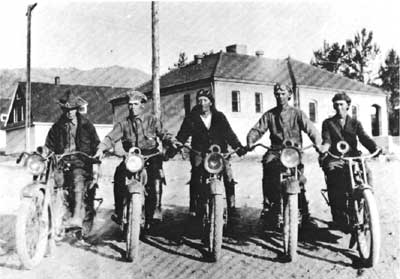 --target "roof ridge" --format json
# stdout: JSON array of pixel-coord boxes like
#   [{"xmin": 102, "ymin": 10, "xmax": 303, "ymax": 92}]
[{"xmin": 212, "ymin": 51, "xmax": 223, "ymax": 78}]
